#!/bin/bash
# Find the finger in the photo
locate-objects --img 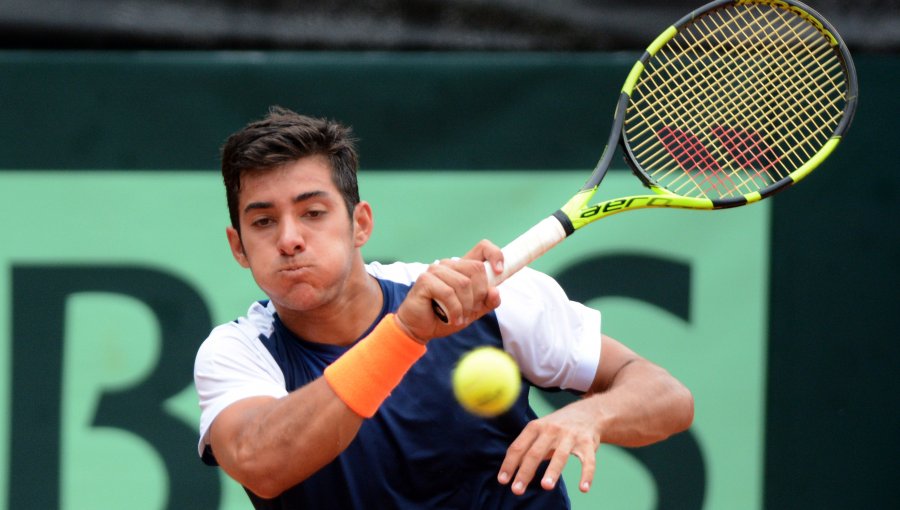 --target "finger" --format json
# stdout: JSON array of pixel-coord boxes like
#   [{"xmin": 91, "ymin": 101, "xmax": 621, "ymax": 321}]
[
  {"xmin": 572, "ymin": 440, "xmax": 597, "ymax": 493},
  {"xmin": 497, "ymin": 426, "xmax": 537, "ymax": 487},
  {"xmin": 431, "ymin": 261, "xmax": 477, "ymax": 324},
  {"xmin": 481, "ymin": 240, "xmax": 505, "ymax": 275},
  {"xmin": 428, "ymin": 282, "xmax": 464, "ymax": 326},
  {"xmin": 510, "ymin": 433, "xmax": 556, "ymax": 495},
  {"xmin": 419, "ymin": 258, "xmax": 498, "ymax": 330},
  {"xmin": 442, "ymin": 259, "xmax": 495, "ymax": 321},
  {"xmin": 540, "ymin": 436, "xmax": 575, "ymax": 490},
  {"xmin": 482, "ymin": 287, "xmax": 502, "ymax": 312},
  {"xmin": 412, "ymin": 269, "xmax": 463, "ymax": 327},
  {"xmin": 463, "ymin": 239, "xmax": 504, "ymax": 274}
]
